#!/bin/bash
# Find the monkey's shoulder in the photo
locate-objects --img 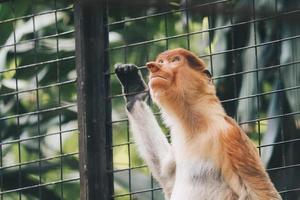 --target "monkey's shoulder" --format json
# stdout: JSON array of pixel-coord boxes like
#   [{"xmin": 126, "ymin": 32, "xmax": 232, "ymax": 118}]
[
  {"xmin": 220, "ymin": 116, "xmax": 257, "ymax": 152},
  {"xmin": 219, "ymin": 117, "xmax": 281, "ymax": 199}
]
